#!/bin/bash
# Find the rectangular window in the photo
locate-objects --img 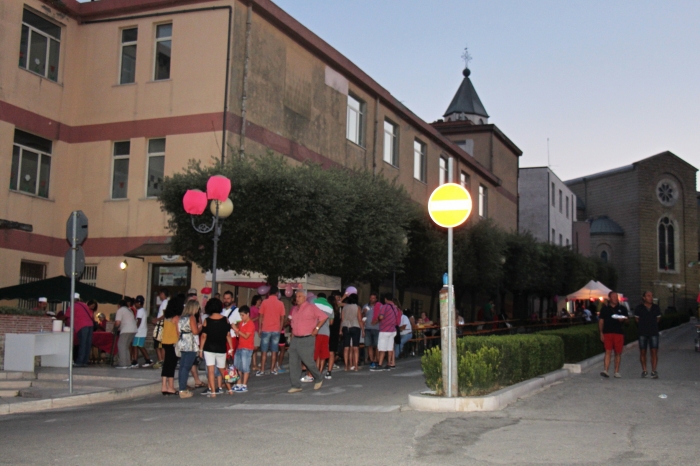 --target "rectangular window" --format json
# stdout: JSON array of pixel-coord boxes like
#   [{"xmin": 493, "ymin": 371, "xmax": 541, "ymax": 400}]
[
  {"xmin": 460, "ymin": 171, "xmax": 470, "ymax": 189},
  {"xmin": 19, "ymin": 9, "xmax": 61, "ymax": 82},
  {"xmin": 80, "ymin": 264, "xmax": 98, "ymax": 287},
  {"xmin": 559, "ymin": 190, "xmax": 563, "ymax": 213},
  {"xmin": 383, "ymin": 120, "xmax": 398, "ymax": 166},
  {"xmin": 551, "ymin": 182, "xmax": 555, "ymax": 206},
  {"xmin": 112, "ymin": 141, "xmax": 130, "ymax": 199},
  {"xmin": 566, "ymin": 238, "xmax": 570, "ymax": 247},
  {"xmin": 413, "ymin": 139, "xmax": 426, "ymax": 182},
  {"xmin": 552, "ymin": 228, "xmax": 555, "ymax": 243},
  {"xmin": 120, "ymin": 27, "xmax": 138, "ymax": 84},
  {"xmin": 11, "ymin": 129, "xmax": 52, "ymax": 198},
  {"xmin": 566, "ymin": 196, "xmax": 569, "ymax": 218},
  {"xmin": 154, "ymin": 23, "xmax": 172, "ymax": 80},
  {"xmin": 146, "ymin": 138, "xmax": 165, "ymax": 197},
  {"xmin": 18, "ymin": 260, "xmax": 46, "ymax": 309},
  {"xmin": 346, "ymin": 94, "xmax": 365, "ymax": 146},
  {"xmin": 478, "ymin": 184, "xmax": 488, "ymax": 218},
  {"xmin": 439, "ymin": 156, "xmax": 448, "ymax": 185},
  {"xmin": 559, "ymin": 234, "xmax": 563, "ymax": 246}
]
